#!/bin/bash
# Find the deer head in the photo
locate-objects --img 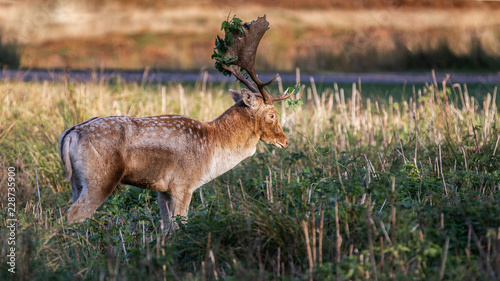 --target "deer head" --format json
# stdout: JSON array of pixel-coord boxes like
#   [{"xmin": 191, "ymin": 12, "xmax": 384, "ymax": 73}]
[
  {"xmin": 229, "ymin": 88, "xmax": 289, "ymax": 148},
  {"xmin": 214, "ymin": 15, "xmax": 292, "ymax": 146}
]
